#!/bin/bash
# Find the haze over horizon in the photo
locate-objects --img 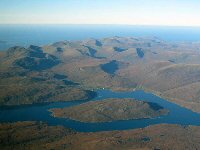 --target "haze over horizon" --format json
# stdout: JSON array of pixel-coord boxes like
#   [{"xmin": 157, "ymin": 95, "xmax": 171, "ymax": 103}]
[{"xmin": 0, "ymin": 0, "xmax": 200, "ymax": 27}]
